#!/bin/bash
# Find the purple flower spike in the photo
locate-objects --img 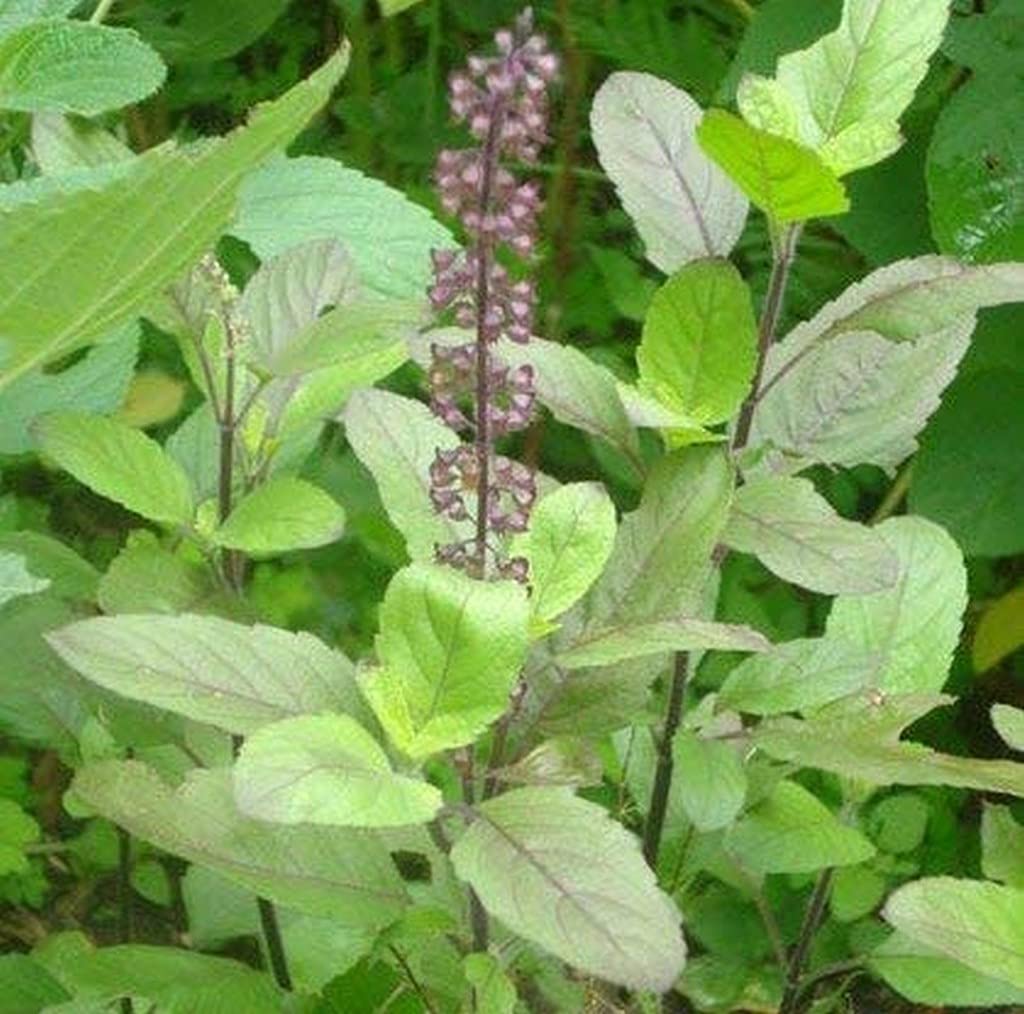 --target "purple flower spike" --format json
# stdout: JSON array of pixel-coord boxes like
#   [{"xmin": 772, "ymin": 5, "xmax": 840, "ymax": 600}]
[{"xmin": 427, "ymin": 8, "xmax": 556, "ymax": 582}]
